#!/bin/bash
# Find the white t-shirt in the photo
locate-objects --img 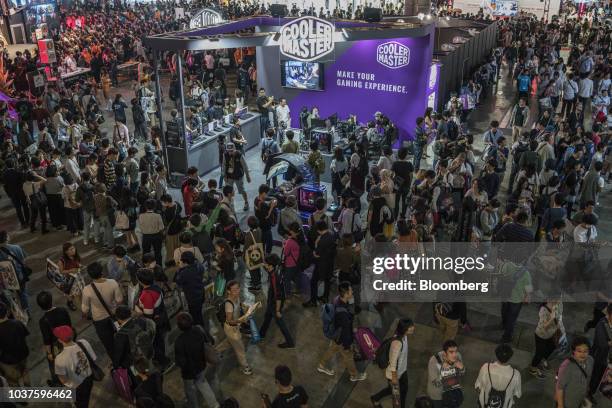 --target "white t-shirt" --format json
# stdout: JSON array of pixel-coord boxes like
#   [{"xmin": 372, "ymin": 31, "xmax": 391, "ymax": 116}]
[
  {"xmin": 276, "ymin": 105, "xmax": 291, "ymax": 128},
  {"xmin": 578, "ymin": 78, "xmax": 593, "ymax": 98},
  {"xmin": 55, "ymin": 340, "xmax": 97, "ymax": 388},
  {"xmin": 573, "ymin": 224, "xmax": 597, "ymax": 243},
  {"xmin": 475, "ymin": 362, "xmax": 522, "ymax": 408}
]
